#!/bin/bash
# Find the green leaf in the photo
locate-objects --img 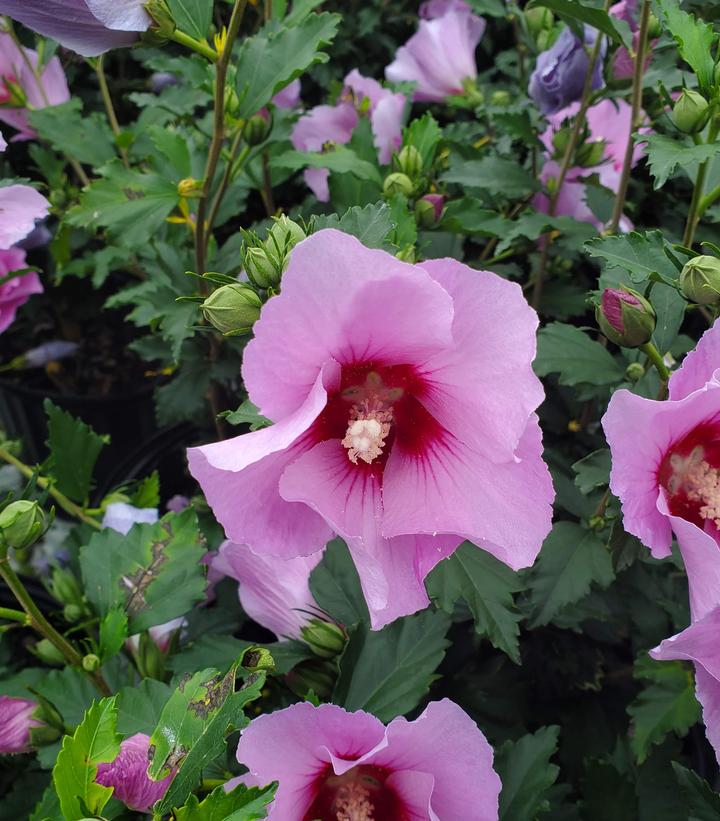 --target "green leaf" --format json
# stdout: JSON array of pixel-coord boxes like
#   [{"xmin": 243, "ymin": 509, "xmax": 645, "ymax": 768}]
[
  {"xmin": 572, "ymin": 448, "xmax": 611, "ymax": 494},
  {"xmin": 525, "ymin": 522, "xmax": 615, "ymax": 627},
  {"xmin": 222, "ymin": 399, "xmax": 272, "ymax": 430},
  {"xmin": 44, "ymin": 400, "xmax": 108, "ymax": 503},
  {"xmin": 30, "ymin": 784, "xmax": 61, "ymax": 821},
  {"xmin": 167, "ymin": 0, "xmax": 213, "ymax": 40},
  {"xmin": 98, "ymin": 607, "xmax": 128, "ymax": 663},
  {"xmin": 80, "ymin": 507, "xmax": 207, "ymax": 632},
  {"xmin": 52, "ymin": 697, "xmax": 121, "ymax": 821},
  {"xmin": 627, "ymin": 657, "xmax": 701, "ymax": 762},
  {"xmin": 309, "ymin": 538, "xmax": 370, "ymax": 626},
  {"xmin": 333, "ymin": 610, "xmax": 450, "ymax": 721},
  {"xmin": 117, "ymin": 678, "xmax": 172, "ymax": 736},
  {"xmin": 496, "ymin": 210, "xmax": 595, "ymax": 254},
  {"xmin": 636, "ymin": 135, "xmax": 720, "ymax": 190},
  {"xmin": 235, "ymin": 13, "xmax": 340, "ymax": 118},
  {"xmin": 650, "ymin": 281, "xmax": 686, "ymax": 354},
  {"xmin": 441, "ymin": 198, "xmax": 509, "ymax": 236},
  {"xmin": 526, "ymin": 0, "xmax": 630, "ymax": 45},
  {"xmin": 496, "ymin": 726, "xmax": 561, "ymax": 821},
  {"xmin": 271, "ymin": 146, "xmax": 382, "ymax": 186},
  {"xmin": 656, "ymin": 0, "xmax": 716, "ymax": 94},
  {"xmin": 173, "ymin": 782, "xmax": 277, "ymax": 821},
  {"xmin": 130, "ymin": 471, "xmax": 161, "ymax": 508},
  {"xmin": 584, "ymin": 230, "xmax": 680, "ymax": 285},
  {"xmin": 169, "ymin": 635, "xmax": 253, "ymax": 675},
  {"xmin": 672, "ymin": 763, "xmax": 720, "ymax": 820},
  {"xmin": 151, "ymin": 656, "xmax": 266, "ymax": 813},
  {"xmin": 442, "ymin": 157, "xmax": 539, "ymax": 198},
  {"xmin": 313, "ymin": 202, "xmax": 395, "ymax": 250},
  {"xmin": 28, "ymin": 100, "xmax": 116, "ymax": 167},
  {"xmin": 426, "ymin": 542, "xmax": 523, "ymax": 664},
  {"xmin": 403, "ymin": 113, "xmax": 441, "ymax": 168},
  {"xmin": 535, "ymin": 323, "xmax": 624, "ymax": 385}
]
